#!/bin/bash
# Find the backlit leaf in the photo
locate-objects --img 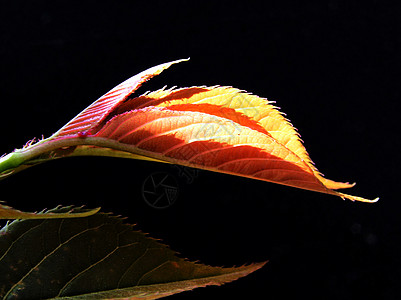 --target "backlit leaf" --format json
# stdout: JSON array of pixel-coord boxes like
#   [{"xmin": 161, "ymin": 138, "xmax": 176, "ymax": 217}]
[
  {"xmin": 0, "ymin": 59, "xmax": 378, "ymax": 215},
  {"xmin": 0, "ymin": 207, "xmax": 266, "ymax": 299}
]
